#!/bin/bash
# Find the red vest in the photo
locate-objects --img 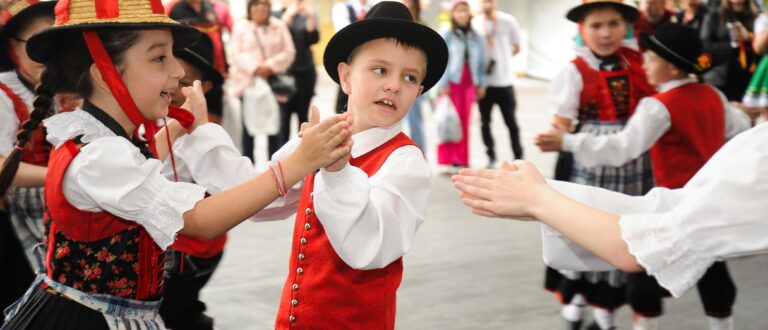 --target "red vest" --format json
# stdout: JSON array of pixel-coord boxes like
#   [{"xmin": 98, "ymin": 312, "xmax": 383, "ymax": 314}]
[
  {"xmin": 43, "ymin": 140, "xmax": 165, "ymax": 300},
  {"xmin": 275, "ymin": 133, "xmax": 417, "ymax": 330},
  {"xmin": 650, "ymin": 83, "xmax": 725, "ymax": 188},
  {"xmin": 0, "ymin": 81, "xmax": 50, "ymax": 166},
  {"xmin": 573, "ymin": 48, "xmax": 655, "ymax": 123}
]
